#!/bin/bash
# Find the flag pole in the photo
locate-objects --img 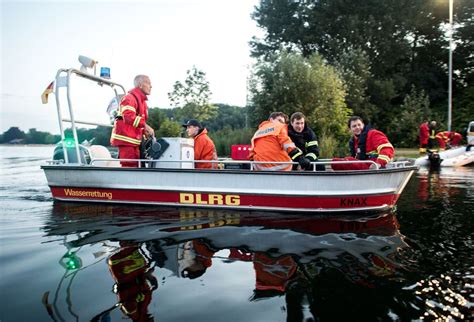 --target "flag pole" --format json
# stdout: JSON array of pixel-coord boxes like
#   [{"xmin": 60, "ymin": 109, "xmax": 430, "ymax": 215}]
[{"xmin": 448, "ymin": 0, "xmax": 453, "ymax": 132}]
